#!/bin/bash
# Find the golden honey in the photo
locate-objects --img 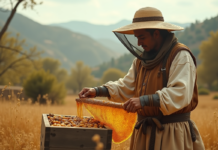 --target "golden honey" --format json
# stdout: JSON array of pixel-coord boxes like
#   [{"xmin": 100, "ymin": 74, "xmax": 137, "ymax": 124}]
[
  {"xmin": 83, "ymin": 103, "xmax": 137, "ymax": 143},
  {"xmin": 76, "ymin": 101, "xmax": 83, "ymax": 119}
]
